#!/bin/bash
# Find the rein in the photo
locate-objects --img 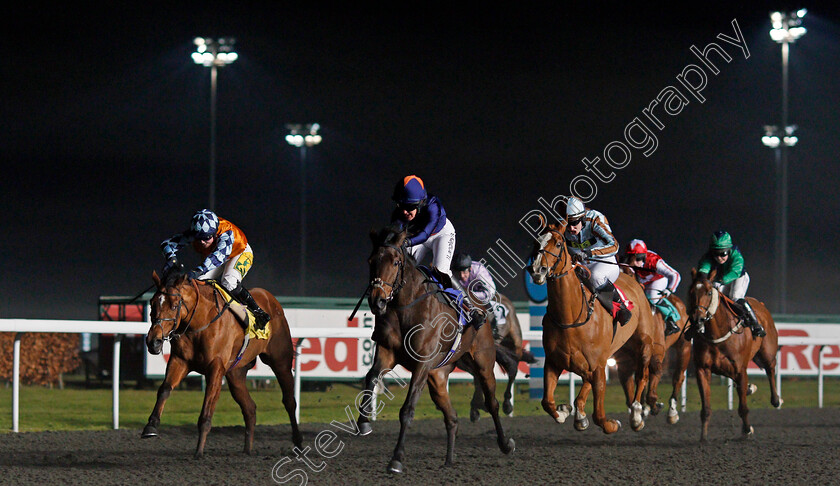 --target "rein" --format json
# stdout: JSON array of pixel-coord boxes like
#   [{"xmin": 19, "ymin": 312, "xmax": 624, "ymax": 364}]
[
  {"xmin": 153, "ymin": 279, "xmax": 228, "ymax": 341},
  {"xmin": 693, "ymin": 286, "xmax": 745, "ymax": 344},
  {"xmin": 370, "ymin": 243, "xmax": 407, "ymax": 304},
  {"xmin": 537, "ymin": 231, "xmax": 597, "ymax": 328}
]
